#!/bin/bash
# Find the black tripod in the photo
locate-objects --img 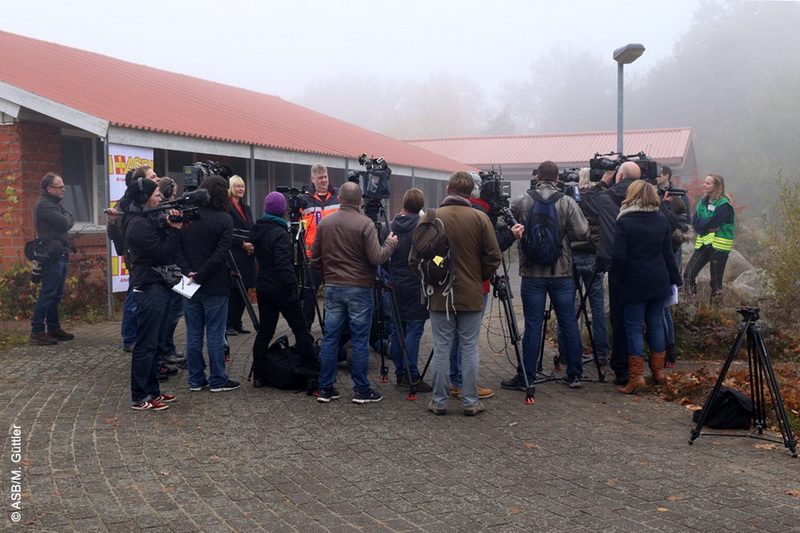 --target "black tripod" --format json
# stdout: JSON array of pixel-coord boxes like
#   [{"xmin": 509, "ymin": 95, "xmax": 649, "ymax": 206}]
[
  {"xmin": 491, "ymin": 254, "xmax": 534, "ymax": 404},
  {"xmin": 689, "ymin": 307, "xmax": 797, "ymax": 457},
  {"xmin": 289, "ymin": 221, "xmax": 324, "ymax": 334},
  {"xmin": 363, "ymin": 199, "xmax": 421, "ymax": 400}
]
